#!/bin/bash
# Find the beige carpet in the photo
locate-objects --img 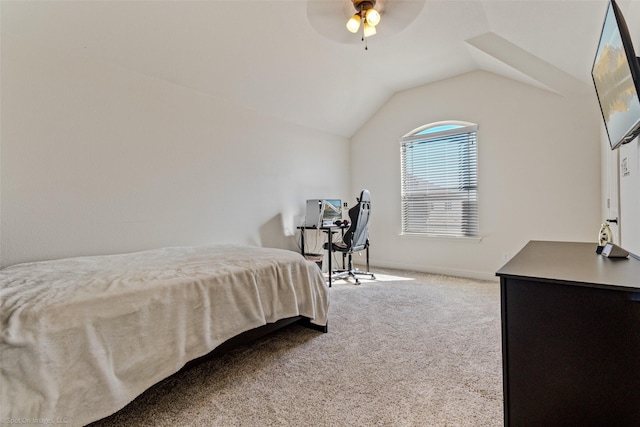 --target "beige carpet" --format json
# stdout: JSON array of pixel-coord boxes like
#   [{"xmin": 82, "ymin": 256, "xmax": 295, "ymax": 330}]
[{"xmin": 89, "ymin": 269, "xmax": 503, "ymax": 426}]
